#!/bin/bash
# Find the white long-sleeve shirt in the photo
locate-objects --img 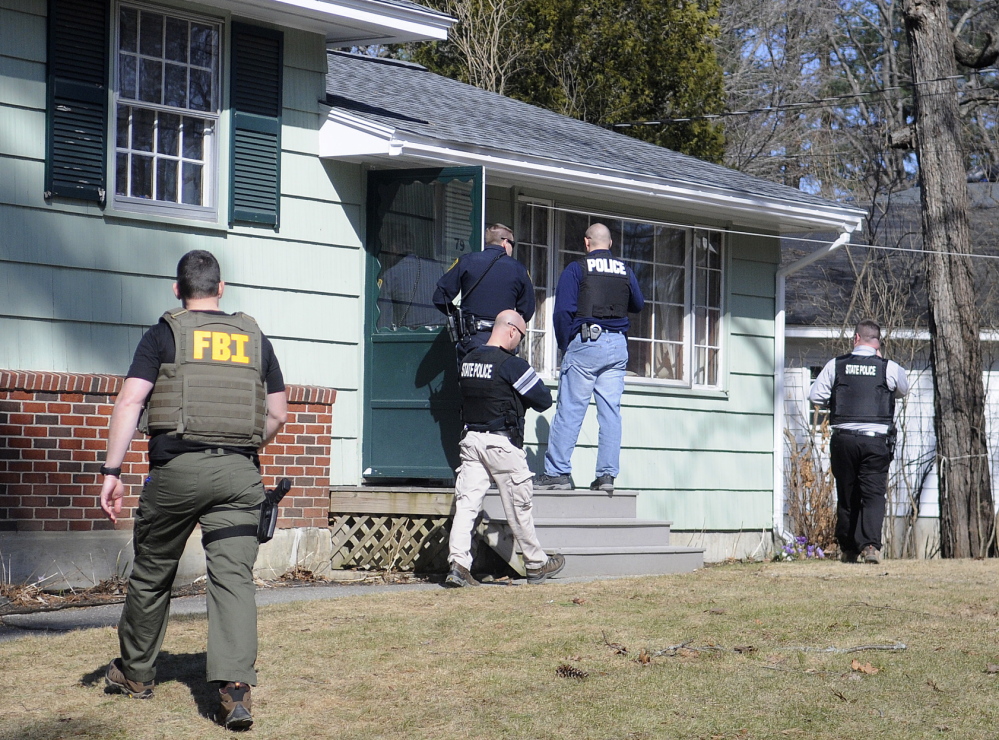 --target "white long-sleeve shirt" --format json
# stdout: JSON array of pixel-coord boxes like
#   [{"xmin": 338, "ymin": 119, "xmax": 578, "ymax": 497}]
[{"xmin": 808, "ymin": 344, "xmax": 909, "ymax": 434}]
